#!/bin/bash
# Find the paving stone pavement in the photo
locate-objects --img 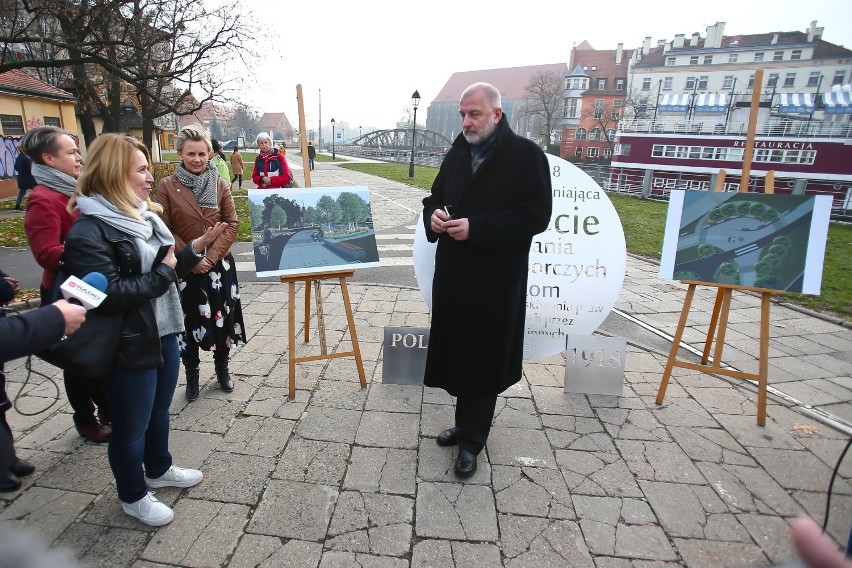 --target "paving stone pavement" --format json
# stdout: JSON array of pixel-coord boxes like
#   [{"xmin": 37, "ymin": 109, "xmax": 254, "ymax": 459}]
[{"xmin": 0, "ymin": 158, "xmax": 849, "ymax": 567}]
